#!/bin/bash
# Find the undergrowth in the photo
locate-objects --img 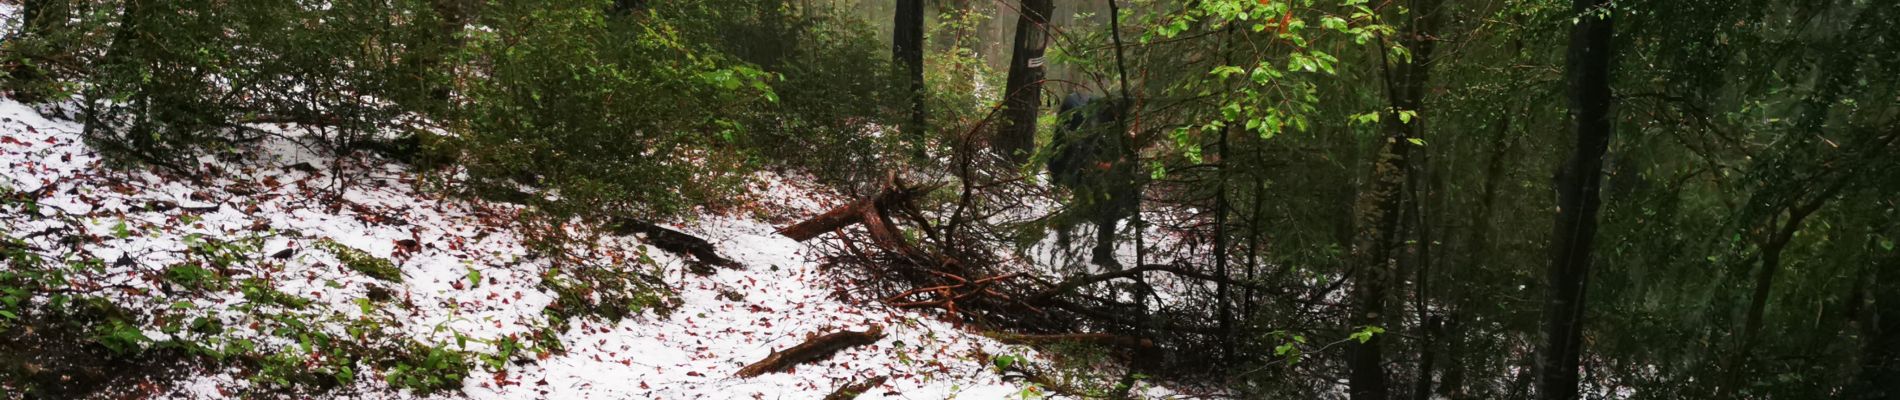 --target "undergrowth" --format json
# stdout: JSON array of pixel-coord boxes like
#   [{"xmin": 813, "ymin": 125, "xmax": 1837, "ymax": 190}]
[{"xmin": 0, "ymin": 177, "xmax": 688, "ymax": 398}]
